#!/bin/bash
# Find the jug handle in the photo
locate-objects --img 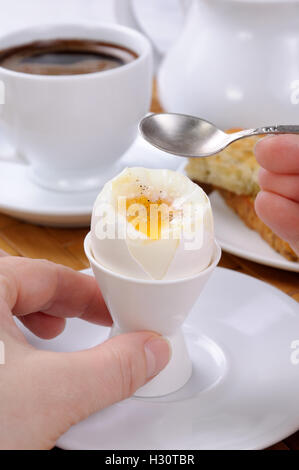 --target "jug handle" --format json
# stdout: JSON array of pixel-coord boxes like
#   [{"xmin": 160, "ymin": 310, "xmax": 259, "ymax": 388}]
[{"xmin": 115, "ymin": 0, "xmax": 190, "ymax": 67}]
